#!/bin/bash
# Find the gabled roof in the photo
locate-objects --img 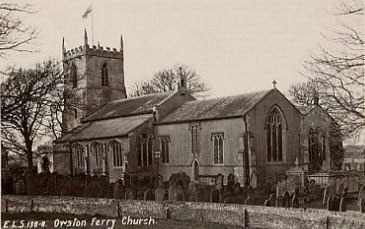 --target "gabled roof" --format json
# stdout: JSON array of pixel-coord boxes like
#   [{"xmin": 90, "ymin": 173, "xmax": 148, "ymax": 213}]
[
  {"xmin": 56, "ymin": 114, "xmax": 152, "ymax": 143},
  {"xmin": 83, "ymin": 92, "xmax": 173, "ymax": 122},
  {"xmin": 158, "ymin": 89, "xmax": 272, "ymax": 124}
]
